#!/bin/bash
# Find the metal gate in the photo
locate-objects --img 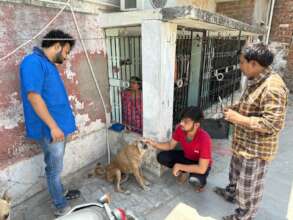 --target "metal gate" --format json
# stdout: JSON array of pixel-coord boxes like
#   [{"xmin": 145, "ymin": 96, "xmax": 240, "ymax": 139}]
[
  {"xmin": 106, "ymin": 35, "xmax": 142, "ymax": 134},
  {"xmin": 106, "ymin": 30, "xmax": 197, "ymax": 133},
  {"xmin": 199, "ymin": 32, "xmax": 246, "ymax": 114},
  {"xmin": 106, "ymin": 30, "xmax": 246, "ymax": 133},
  {"xmin": 173, "ymin": 29, "xmax": 194, "ymax": 126}
]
